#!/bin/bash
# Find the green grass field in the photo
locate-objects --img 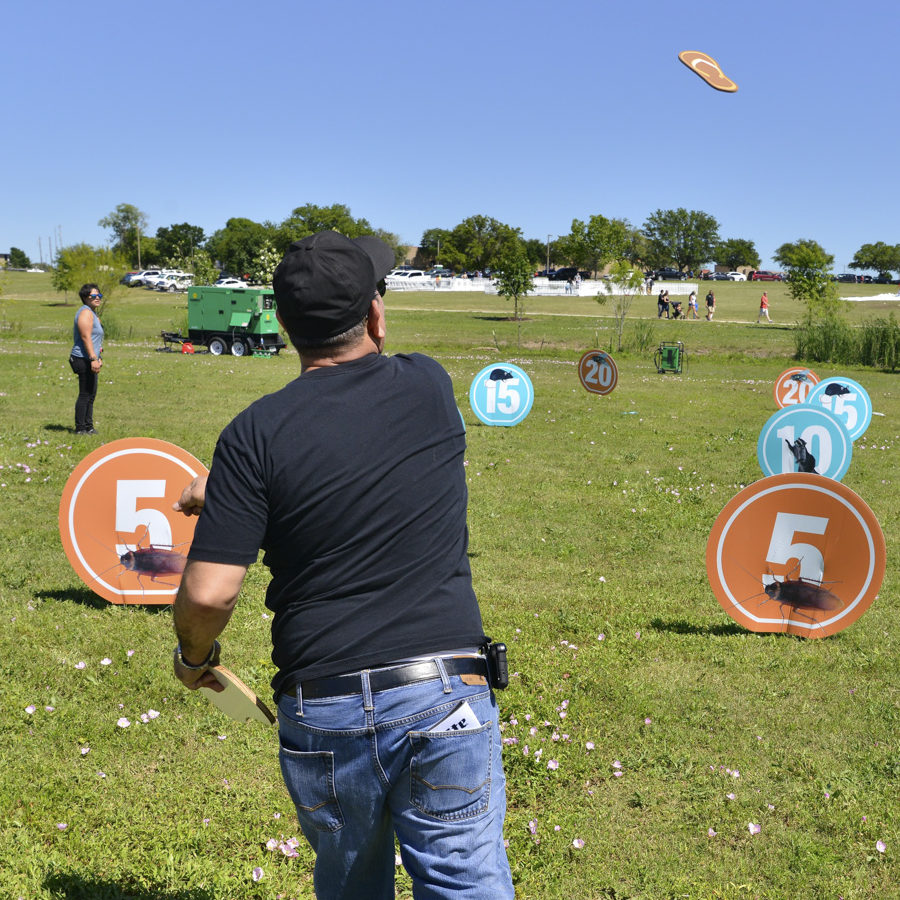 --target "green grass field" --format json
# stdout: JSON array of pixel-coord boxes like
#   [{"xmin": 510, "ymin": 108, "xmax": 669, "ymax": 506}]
[{"xmin": 0, "ymin": 272, "xmax": 897, "ymax": 899}]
